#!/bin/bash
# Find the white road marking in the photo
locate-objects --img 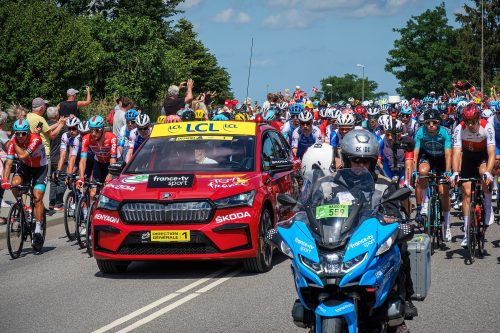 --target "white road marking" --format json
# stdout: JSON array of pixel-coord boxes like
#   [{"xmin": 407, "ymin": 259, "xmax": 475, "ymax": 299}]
[
  {"xmin": 92, "ymin": 267, "xmax": 231, "ymax": 333},
  {"xmin": 115, "ymin": 268, "xmax": 242, "ymax": 333}
]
